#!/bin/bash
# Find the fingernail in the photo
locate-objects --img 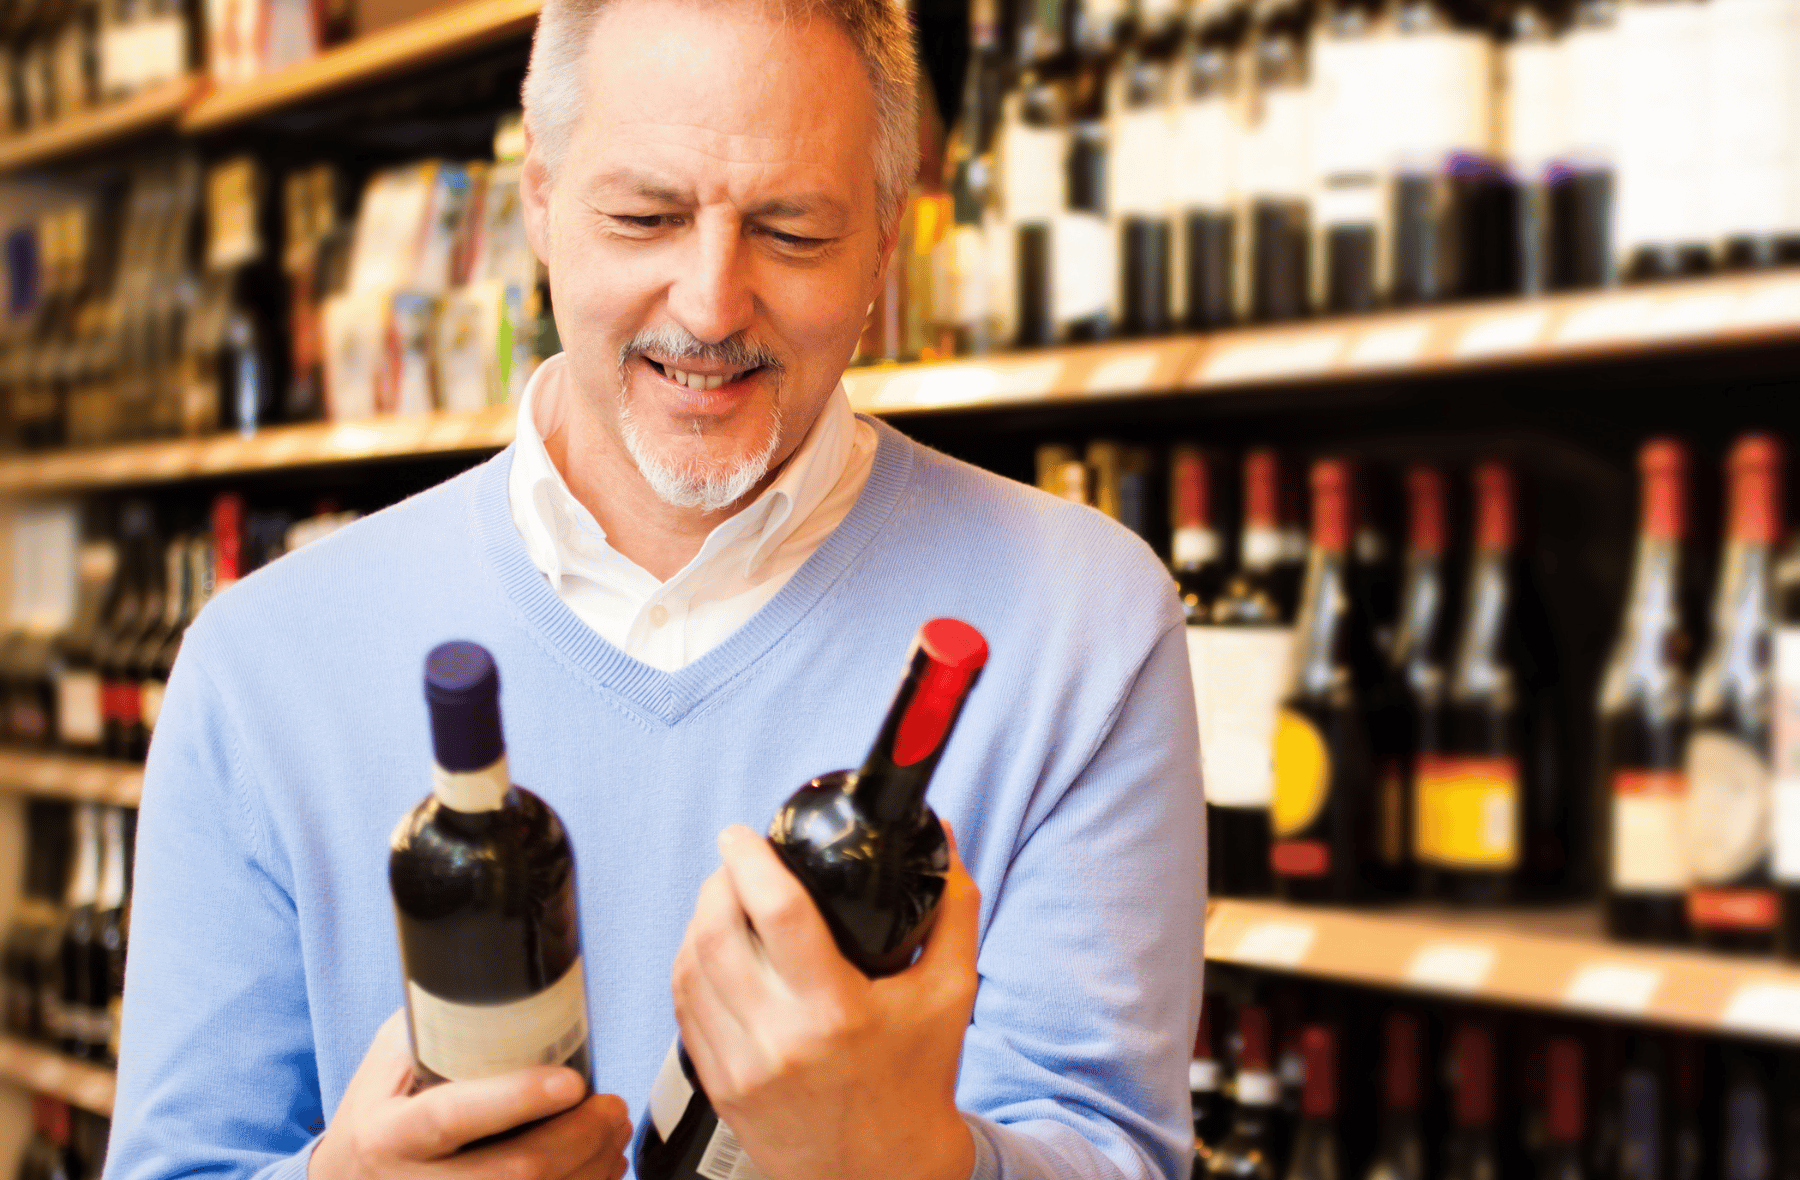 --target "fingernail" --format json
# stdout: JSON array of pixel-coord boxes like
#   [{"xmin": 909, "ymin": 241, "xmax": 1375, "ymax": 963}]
[
  {"xmin": 717, "ymin": 825, "xmax": 752, "ymax": 850},
  {"xmin": 545, "ymin": 1069, "xmax": 582, "ymax": 1103}
]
